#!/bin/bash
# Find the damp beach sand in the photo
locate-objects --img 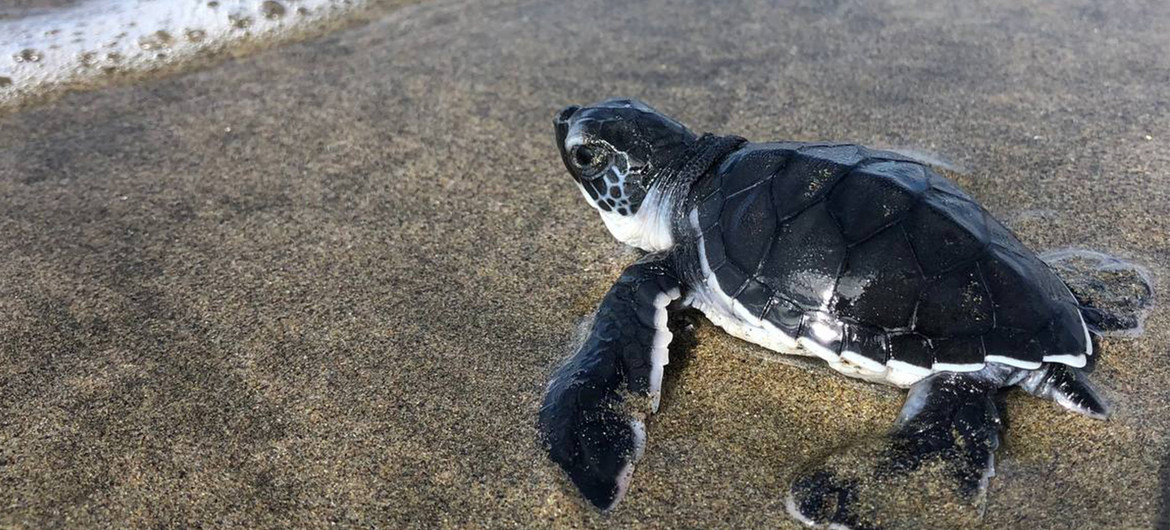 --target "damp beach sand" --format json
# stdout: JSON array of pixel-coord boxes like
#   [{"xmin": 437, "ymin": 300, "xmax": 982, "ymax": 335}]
[{"xmin": 1, "ymin": 0, "xmax": 1169, "ymax": 528}]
